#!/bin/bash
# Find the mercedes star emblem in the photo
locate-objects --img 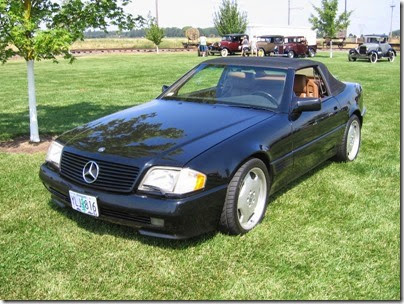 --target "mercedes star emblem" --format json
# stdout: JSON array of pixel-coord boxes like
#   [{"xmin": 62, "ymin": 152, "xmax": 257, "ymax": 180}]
[{"xmin": 82, "ymin": 161, "xmax": 99, "ymax": 184}]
